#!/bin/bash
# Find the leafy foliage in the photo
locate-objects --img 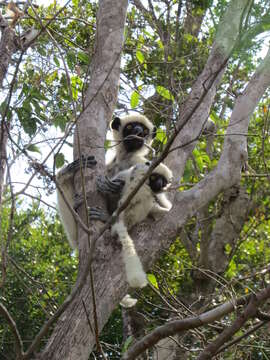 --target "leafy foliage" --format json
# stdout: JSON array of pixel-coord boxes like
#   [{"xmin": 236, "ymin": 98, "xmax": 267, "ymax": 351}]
[{"xmin": 0, "ymin": 201, "xmax": 77, "ymax": 359}]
